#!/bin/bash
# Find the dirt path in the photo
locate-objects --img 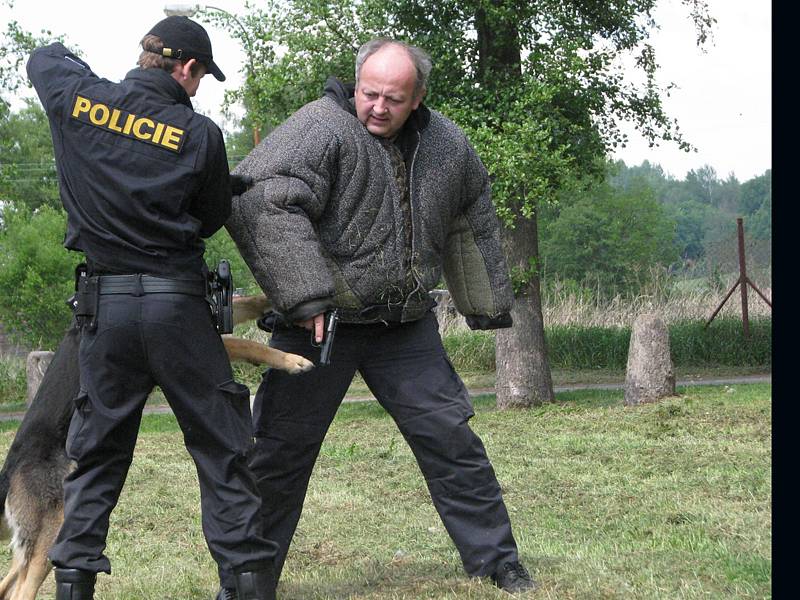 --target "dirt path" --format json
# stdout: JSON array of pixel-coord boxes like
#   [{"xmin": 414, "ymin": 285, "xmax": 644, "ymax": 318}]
[{"xmin": 0, "ymin": 375, "xmax": 771, "ymax": 422}]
